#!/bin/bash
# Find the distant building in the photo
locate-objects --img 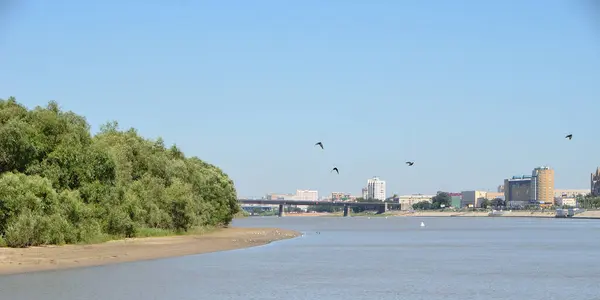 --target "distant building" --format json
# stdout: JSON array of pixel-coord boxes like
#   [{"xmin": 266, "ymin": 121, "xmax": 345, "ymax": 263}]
[
  {"xmin": 486, "ymin": 192, "xmax": 504, "ymax": 200},
  {"xmin": 530, "ymin": 166, "xmax": 554, "ymax": 207},
  {"xmin": 397, "ymin": 194, "xmax": 435, "ymax": 210},
  {"xmin": 294, "ymin": 190, "xmax": 318, "ymax": 201},
  {"xmin": 265, "ymin": 190, "xmax": 317, "ymax": 211},
  {"xmin": 266, "ymin": 193, "xmax": 295, "ymax": 200},
  {"xmin": 361, "ymin": 187, "xmax": 368, "ymax": 199},
  {"xmin": 497, "ymin": 185, "xmax": 505, "ymax": 193},
  {"xmin": 504, "ymin": 175, "xmax": 532, "ymax": 208},
  {"xmin": 592, "ymin": 167, "xmax": 600, "ymax": 196},
  {"xmin": 461, "ymin": 191, "xmax": 487, "ymax": 208},
  {"xmin": 554, "ymin": 189, "xmax": 589, "ymax": 198},
  {"xmin": 556, "ymin": 197, "xmax": 576, "ymax": 207},
  {"xmin": 448, "ymin": 192, "xmax": 462, "ymax": 208},
  {"xmin": 367, "ymin": 176, "xmax": 386, "ymax": 201},
  {"xmin": 331, "ymin": 192, "xmax": 351, "ymax": 201}
]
